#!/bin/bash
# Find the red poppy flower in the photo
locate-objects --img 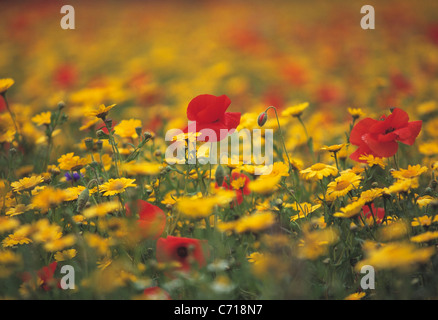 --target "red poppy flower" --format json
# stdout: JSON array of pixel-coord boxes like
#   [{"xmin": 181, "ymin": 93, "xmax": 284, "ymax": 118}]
[
  {"xmin": 143, "ymin": 286, "xmax": 172, "ymax": 300},
  {"xmin": 183, "ymin": 94, "xmax": 241, "ymax": 142},
  {"xmin": 21, "ymin": 261, "xmax": 60, "ymax": 291},
  {"xmin": 361, "ymin": 203, "xmax": 385, "ymax": 225},
  {"xmin": 156, "ymin": 236, "xmax": 208, "ymax": 272},
  {"xmin": 217, "ymin": 171, "xmax": 251, "ymax": 205},
  {"xmin": 350, "ymin": 108, "xmax": 422, "ymax": 162},
  {"xmin": 125, "ymin": 200, "xmax": 166, "ymax": 240}
]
